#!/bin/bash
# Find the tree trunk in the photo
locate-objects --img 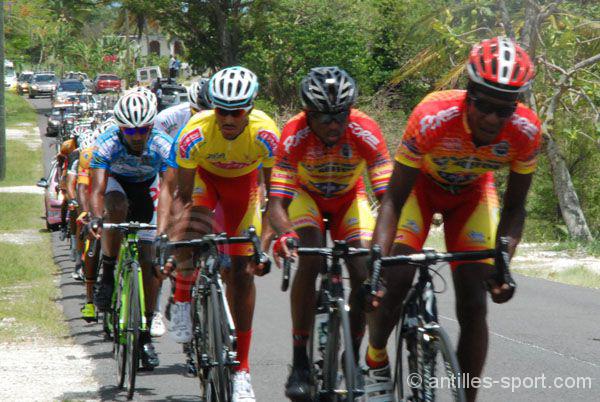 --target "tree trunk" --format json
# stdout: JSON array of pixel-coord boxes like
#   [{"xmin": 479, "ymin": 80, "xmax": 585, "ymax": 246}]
[{"xmin": 544, "ymin": 134, "xmax": 593, "ymax": 241}]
